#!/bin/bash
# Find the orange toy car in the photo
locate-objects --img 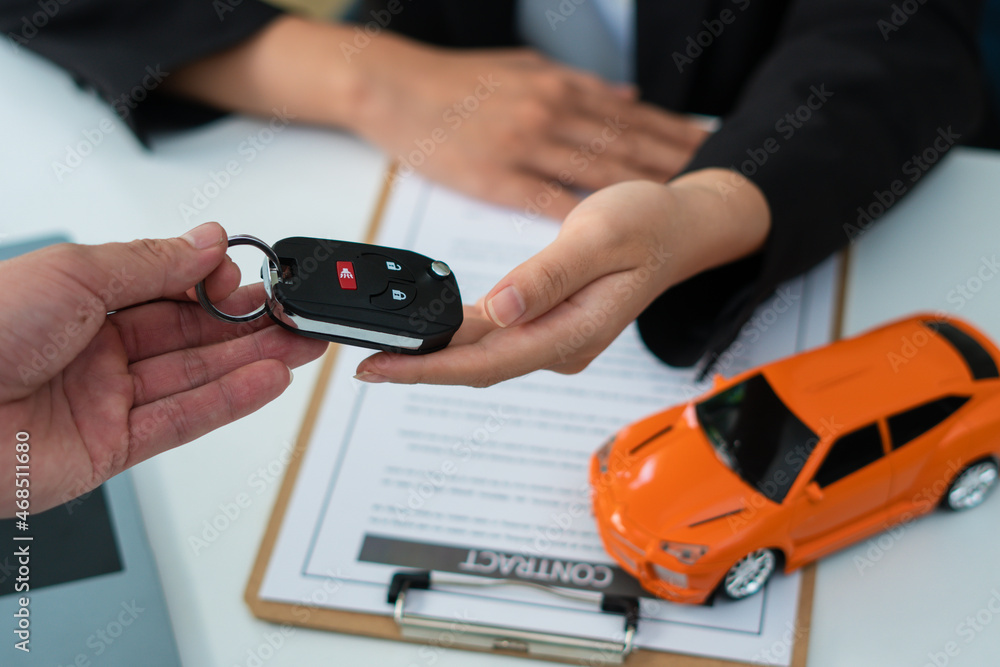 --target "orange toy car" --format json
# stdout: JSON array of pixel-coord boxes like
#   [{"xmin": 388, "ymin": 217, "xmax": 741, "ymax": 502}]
[{"xmin": 590, "ymin": 314, "xmax": 1000, "ymax": 604}]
